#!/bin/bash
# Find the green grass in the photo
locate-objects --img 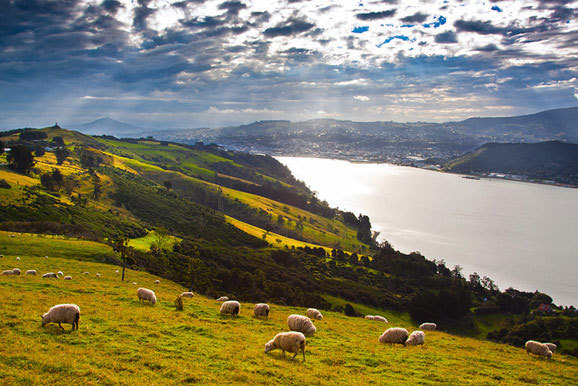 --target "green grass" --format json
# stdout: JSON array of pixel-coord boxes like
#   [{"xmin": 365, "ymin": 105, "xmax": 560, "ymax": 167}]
[
  {"xmin": 127, "ymin": 231, "xmax": 182, "ymax": 252},
  {"xmin": 0, "ymin": 236, "xmax": 576, "ymax": 385}
]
